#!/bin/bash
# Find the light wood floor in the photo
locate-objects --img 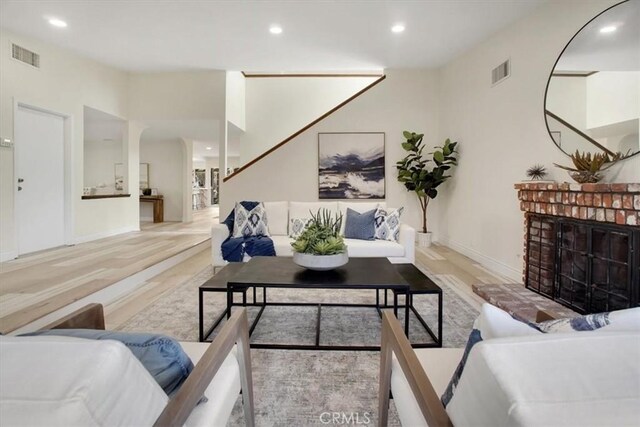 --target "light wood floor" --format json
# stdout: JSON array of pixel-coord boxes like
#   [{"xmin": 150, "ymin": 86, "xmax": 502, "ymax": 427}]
[
  {"xmin": 0, "ymin": 207, "xmax": 218, "ymax": 334},
  {"xmin": 1, "ymin": 202, "xmax": 513, "ymax": 333}
]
